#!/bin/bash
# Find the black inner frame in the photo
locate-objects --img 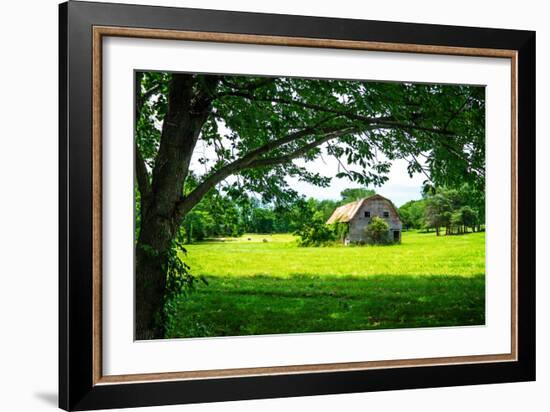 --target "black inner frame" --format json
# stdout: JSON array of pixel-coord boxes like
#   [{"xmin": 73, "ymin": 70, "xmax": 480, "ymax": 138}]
[{"xmin": 59, "ymin": 1, "xmax": 536, "ymax": 410}]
